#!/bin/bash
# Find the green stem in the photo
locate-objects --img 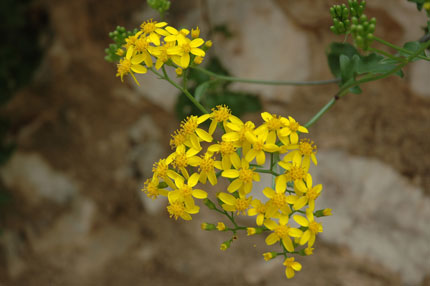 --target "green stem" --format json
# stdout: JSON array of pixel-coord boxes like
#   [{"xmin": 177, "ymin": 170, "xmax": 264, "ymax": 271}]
[
  {"xmin": 373, "ymin": 36, "xmax": 430, "ymax": 61},
  {"xmin": 254, "ymin": 168, "xmax": 280, "ymax": 176},
  {"xmin": 304, "ymin": 39, "xmax": 430, "ymax": 128},
  {"xmin": 153, "ymin": 67, "xmax": 209, "ymax": 114},
  {"xmin": 368, "ymin": 47, "xmax": 406, "ymax": 62},
  {"xmin": 192, "ymin": 66, "xmax": 340, "ymax": 86}
]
